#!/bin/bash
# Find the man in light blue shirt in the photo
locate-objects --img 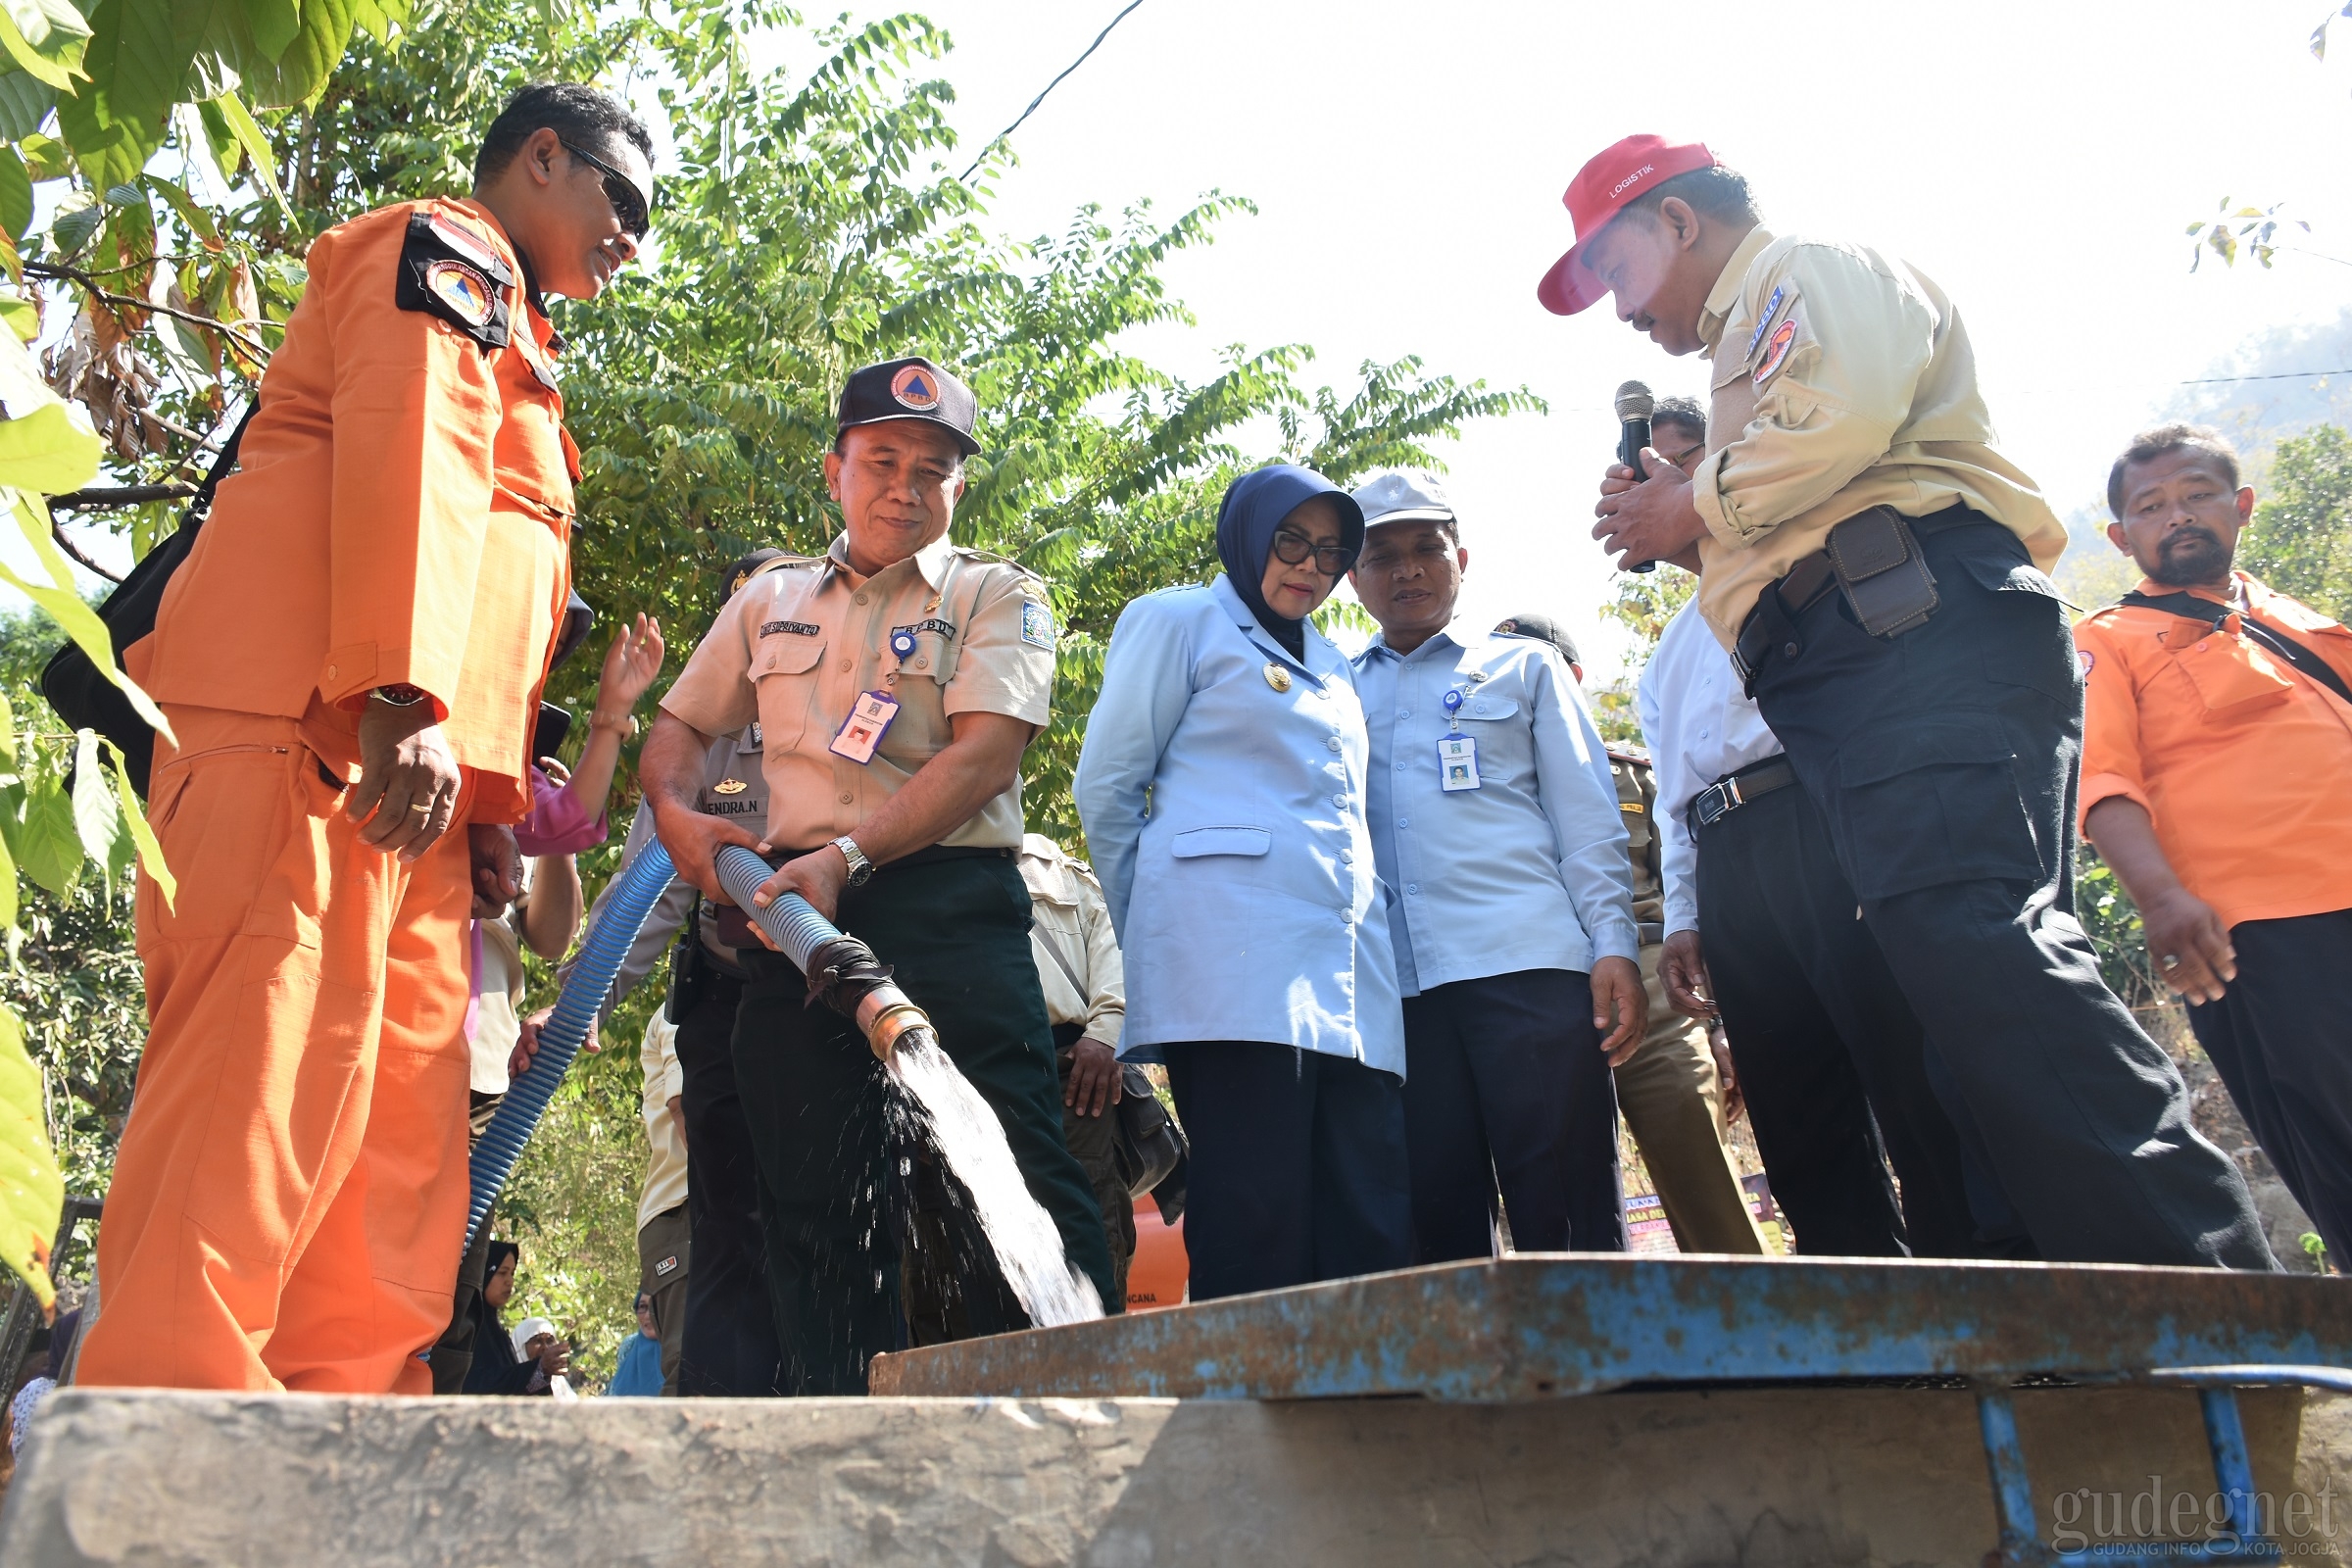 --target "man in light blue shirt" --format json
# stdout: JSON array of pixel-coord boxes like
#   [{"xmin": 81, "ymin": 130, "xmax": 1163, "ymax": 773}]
[{"xmin": 1348, "ymin": 470, "xmax": 1643, "ymax": 1258}]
